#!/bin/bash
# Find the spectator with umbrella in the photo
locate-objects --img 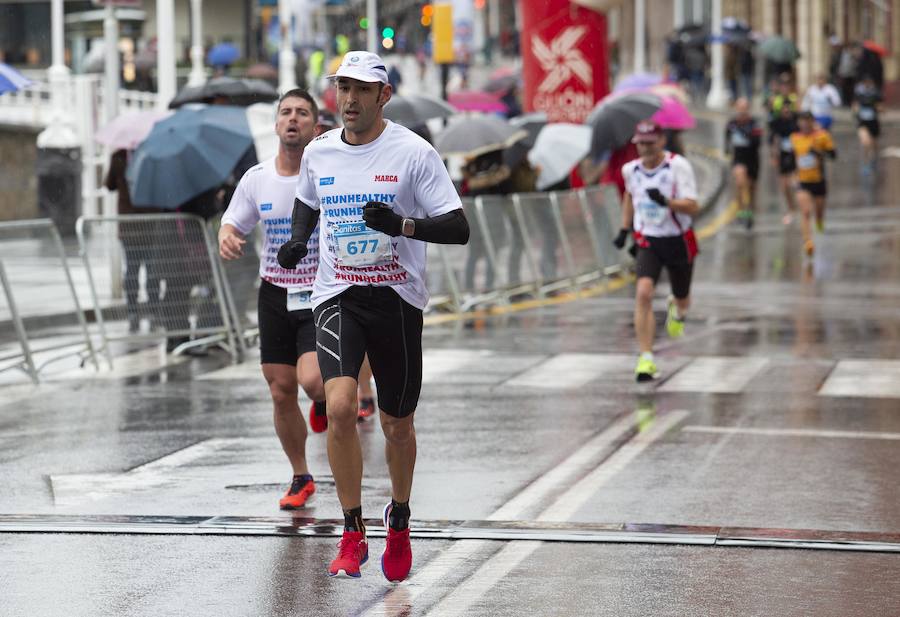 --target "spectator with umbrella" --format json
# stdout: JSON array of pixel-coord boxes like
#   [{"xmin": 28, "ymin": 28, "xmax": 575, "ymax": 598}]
[
  {"xmin": 127, "ymin": 105, "xmax": 256, "ymax": 349},
  {"xmin": 95, "ymin": 109, "xmax": 171, "ymax": 333}
]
